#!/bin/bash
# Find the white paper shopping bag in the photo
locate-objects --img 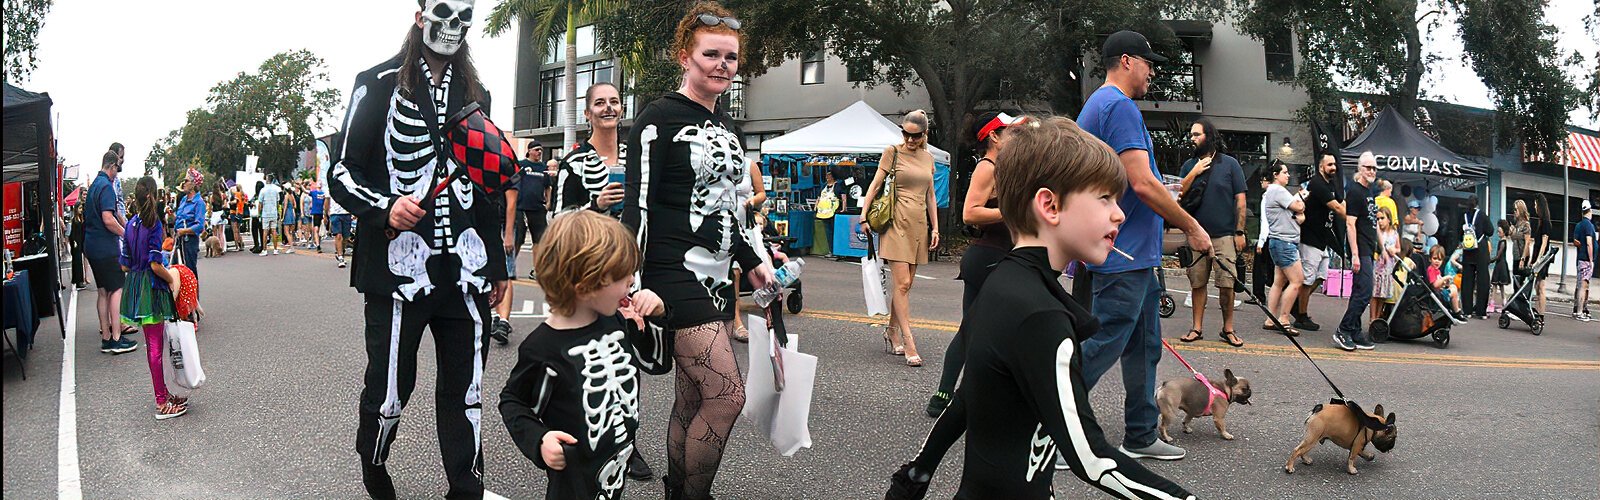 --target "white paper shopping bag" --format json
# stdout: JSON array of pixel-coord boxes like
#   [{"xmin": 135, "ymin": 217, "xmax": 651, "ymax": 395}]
[
  {"xmin": 740, "ymin": 315, "xmax": 815, "ymax": 457},
  {"xmin": 162, "ymin": 321, "xmax": 206, "ymax": 396},
  {"xmin": 861, "ymin": 235, "xmax": 891, "ymax": 317}
]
